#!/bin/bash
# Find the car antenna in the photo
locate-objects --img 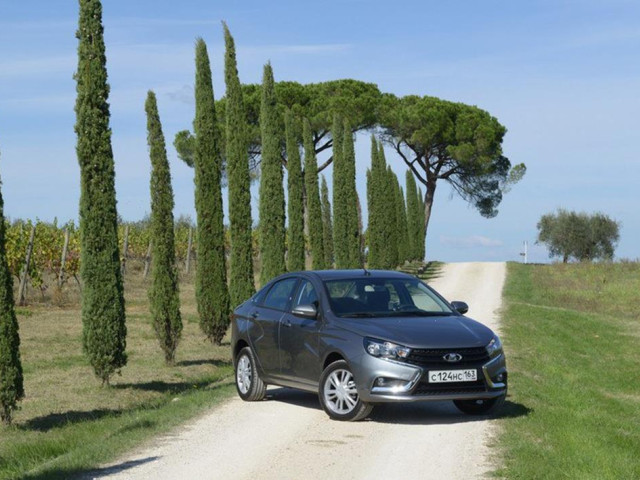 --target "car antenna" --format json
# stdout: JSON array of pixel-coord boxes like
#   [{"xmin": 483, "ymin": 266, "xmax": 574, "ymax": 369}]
[{"xmin": 363, "ymin": 267, "xmax": 371, "ymax": 276}]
